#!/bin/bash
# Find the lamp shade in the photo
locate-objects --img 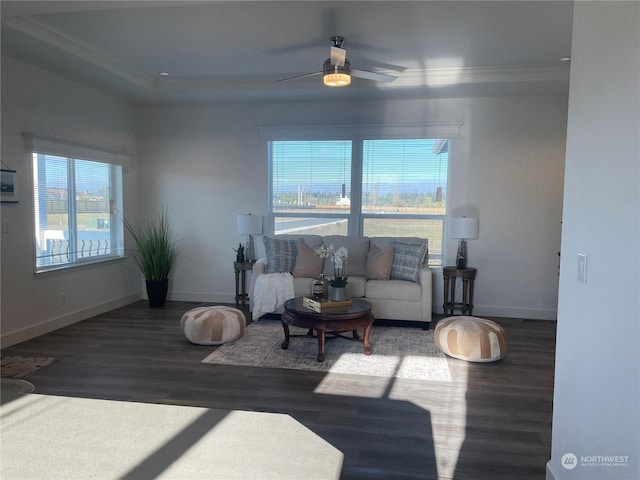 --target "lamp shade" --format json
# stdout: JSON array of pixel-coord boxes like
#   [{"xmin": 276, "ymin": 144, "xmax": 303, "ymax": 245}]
[
  {"xmin": 236, "ymin": 214, "xmax": 262, "ymax": 235},
  {"xmin": 449, "ymin": 217, "xmax": 479, "ymax": 240}
]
